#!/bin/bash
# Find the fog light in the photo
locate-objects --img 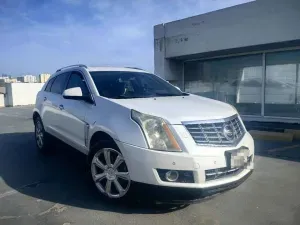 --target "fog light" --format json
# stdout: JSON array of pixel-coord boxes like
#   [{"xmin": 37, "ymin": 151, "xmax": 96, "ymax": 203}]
[
  {"xmin": 157, "ymin": 169, "xmax": 194, "ymax": 183},
  {"xmin": 165, "ymin": 170, "xmax": 179, "ymax": 182}
]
